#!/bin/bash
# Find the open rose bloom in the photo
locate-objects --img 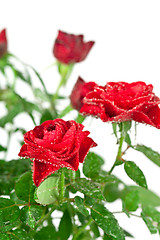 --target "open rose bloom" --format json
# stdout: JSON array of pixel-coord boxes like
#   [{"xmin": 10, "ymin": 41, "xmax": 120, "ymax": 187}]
[
  {"xmin": 80, "ymin": 81, "xmax": 160, "ymax": 128},
  {"xmin": 0, "ymin": 29, "xmax": 7, "ymax": 58},
  {"xmin": 18, "ymin": 119, "xmax": 96, "ymax": 186},
  {"xmin": 53, "ymin": 30, "xmax": 94, "ymax": 64}
]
